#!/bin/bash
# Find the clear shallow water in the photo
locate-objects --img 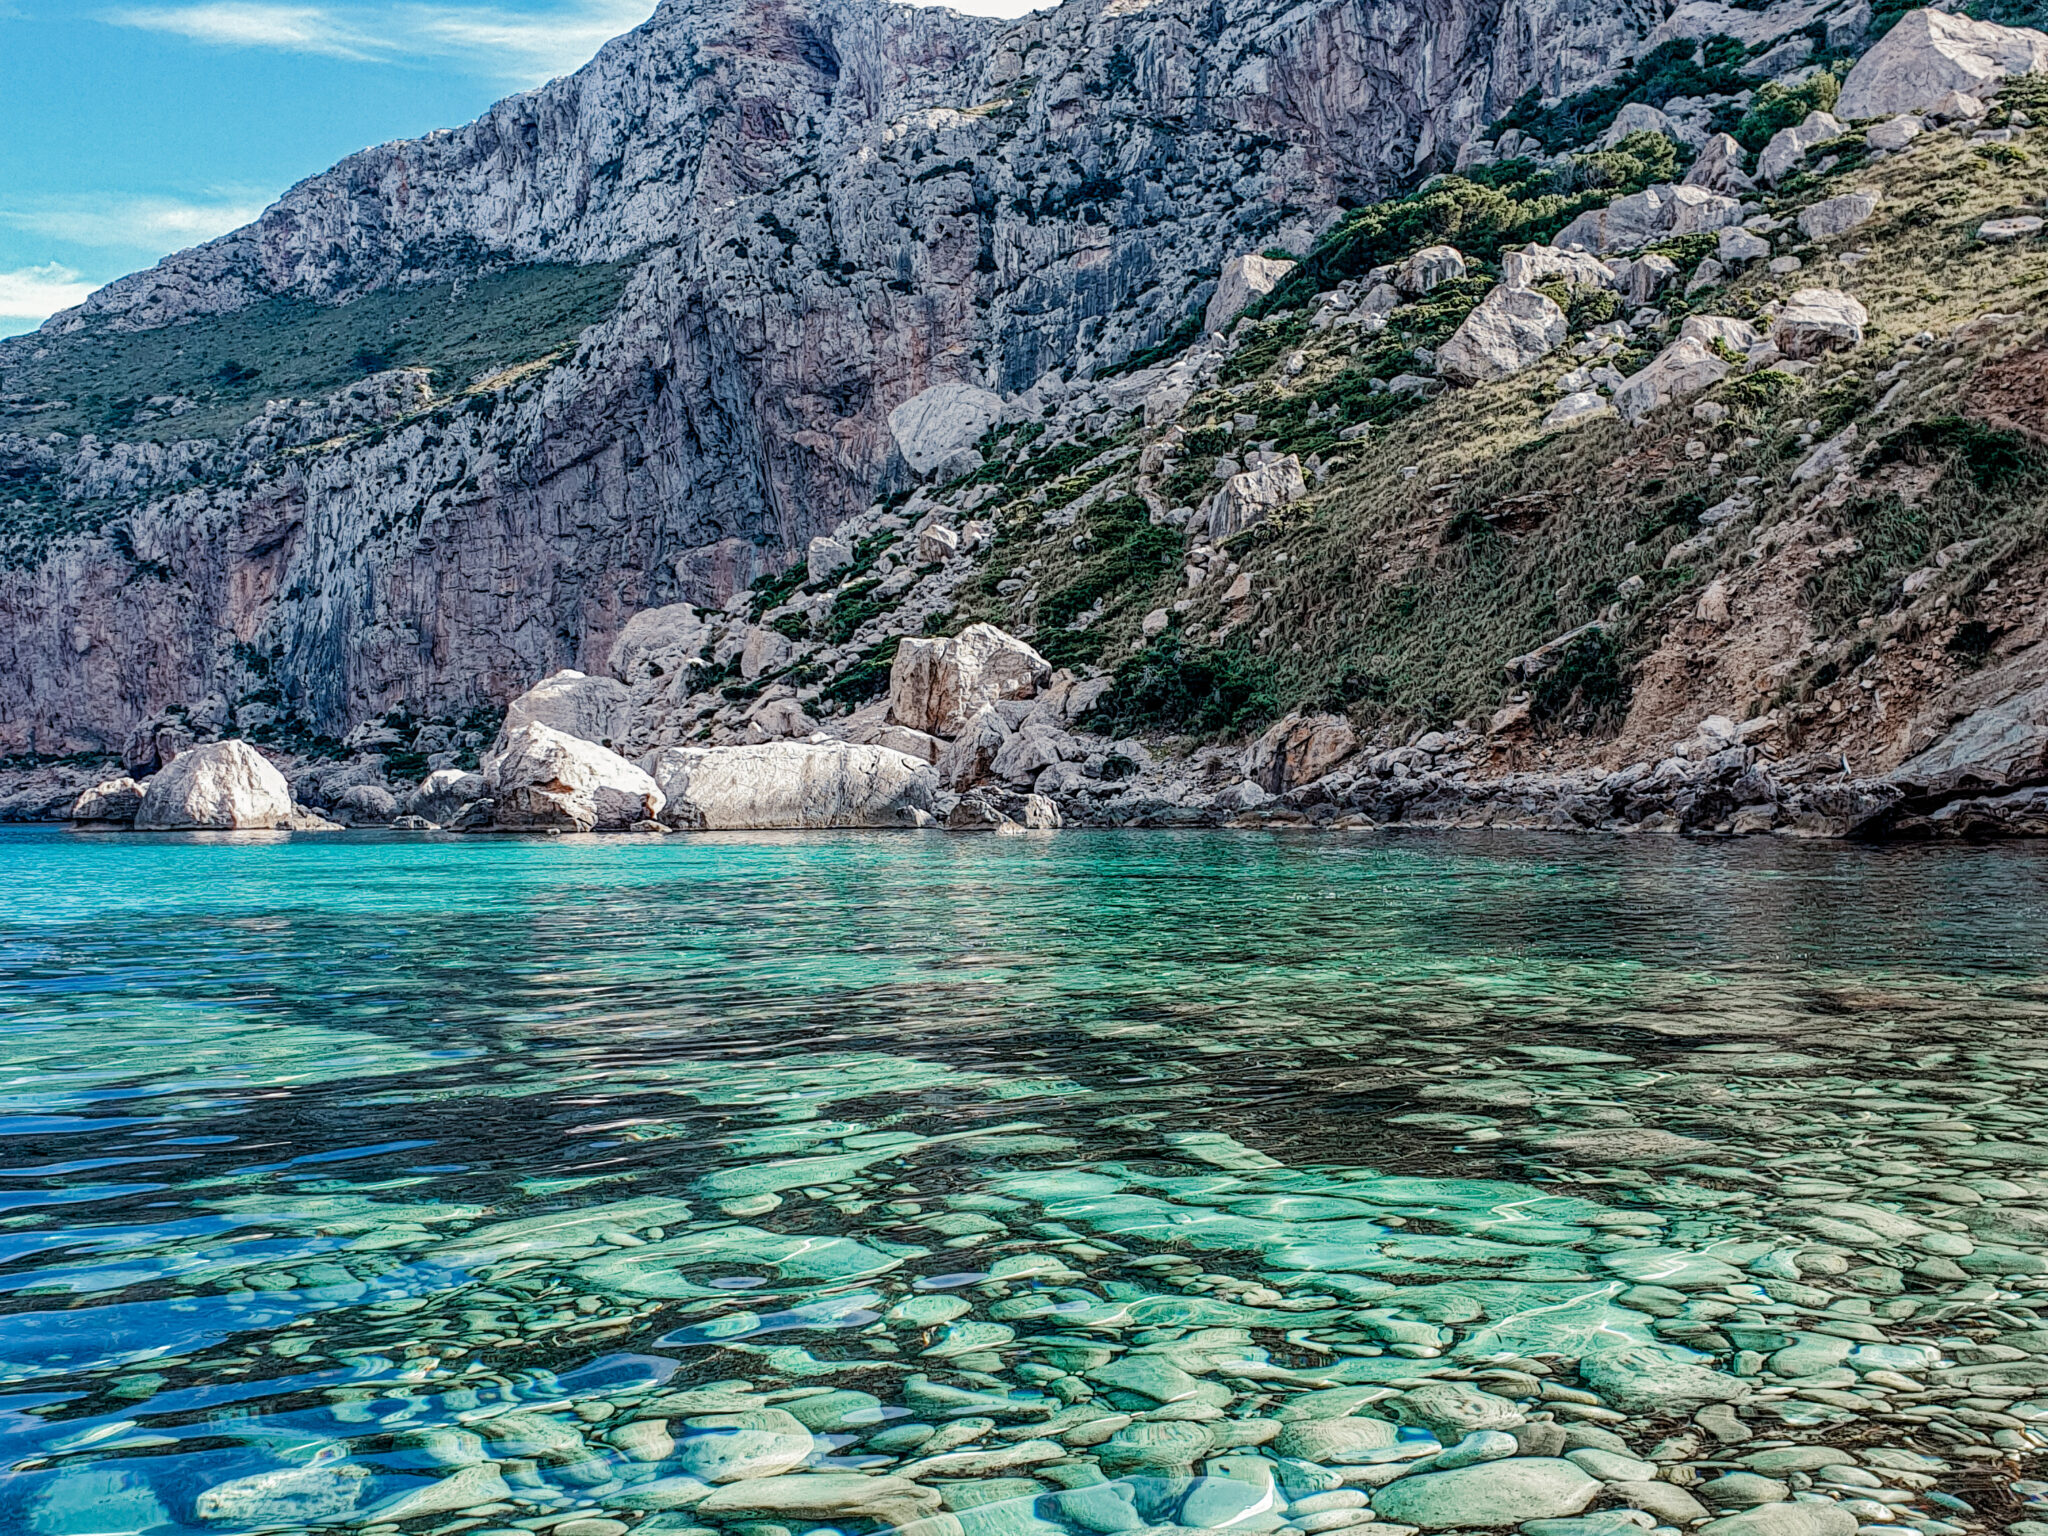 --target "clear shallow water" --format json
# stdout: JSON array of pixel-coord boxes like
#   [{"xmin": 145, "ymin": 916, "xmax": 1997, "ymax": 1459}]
[{"xmin": 5, "ymin": 826, "xmax": 2048, "ymax": 1535}]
